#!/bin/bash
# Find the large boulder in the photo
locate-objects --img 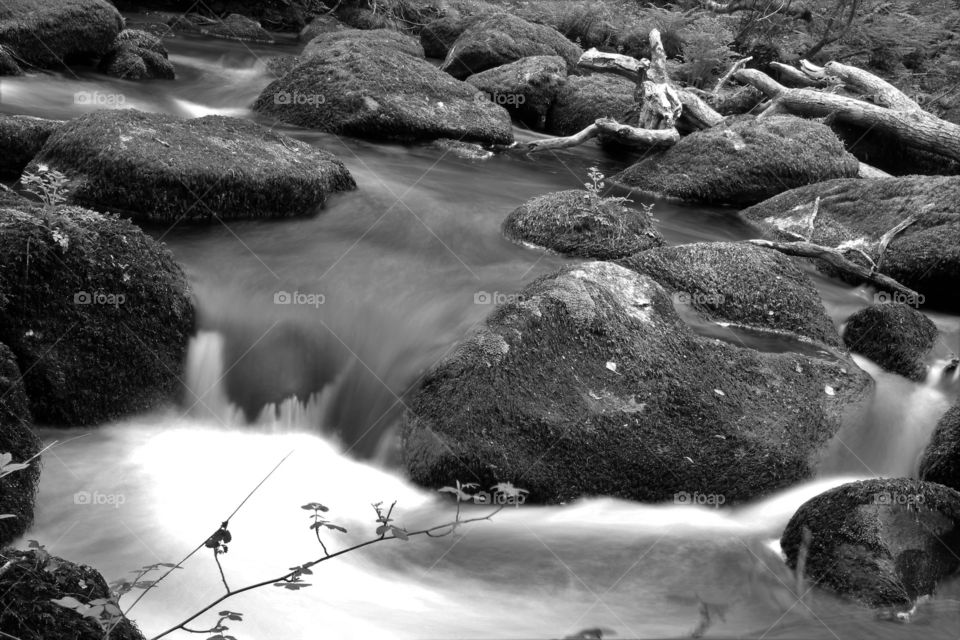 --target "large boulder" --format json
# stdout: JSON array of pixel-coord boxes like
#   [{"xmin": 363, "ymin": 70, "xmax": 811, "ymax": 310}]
[
  {"xmin": 466, "ymin": 55, "xmax": 568, "ymax": 130},
  {"xmin": 0, "ymin": 115, "xmax": 59, "ymax": 180},
  {"xmin": 781, "ymin": 478, "xmax": 960, "ymax": 608},
  {"xmin": 0, "ymin": 202, "xmax": 195, "ymax": 426},
  {"xmin": 503, "ymin": 189, "xmax": 663, "ymax": 259},
  {"xmin": 741, "ymin": 176, "xmax": 960, "ymax": 310},
  {"xmin": 402, "ymin": 261, "xmax": 871, "ymax": 504},
  {"xmin": 843, "ymin": 303, "xmax": 938, "ymax": 381},
  {"xmin": 919, "ymin": 403, "xmax": 960, "ymax": 491},
  {"xmin": 27, "ymin": 109, "xmax": 356, "ymax": 222},
  {"xmin": 0, "ymin": 548, "xmax": 145, "ymax": 640},
  {"xmin": 253, "ymin": 33, "xmax": 513, "ymax": 145},
  {"xmin": 441, "ymin": 13, "xmax": 582, "ymax": 80},
  {"xmin": 612, "ymin": 116, "xmax": 860, "ymax": 206},
  {"xmin": 97, "ymin": 29, "xmax": 175, "ymax": 80},
  {"xmin": 0, "ymin": 343, "xmax": 41, "ymax": 546},
  {"xmin": 421, "ymin": 14, "xmax": 482, "ymax": 59},
  {"xmin": 302, "ymin": 28, "xmax": 424, "ymax": 59},
  {"xmin": 0, "ymin": 0, "xmax": 123, "ymax": 69},
  {"xmin": 619, "ymin": 242, "xmax": 844, "ymax": 348},
  {"xmin": 546, "ymin": 74, "xmax": 635, "ymax": 136}
]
